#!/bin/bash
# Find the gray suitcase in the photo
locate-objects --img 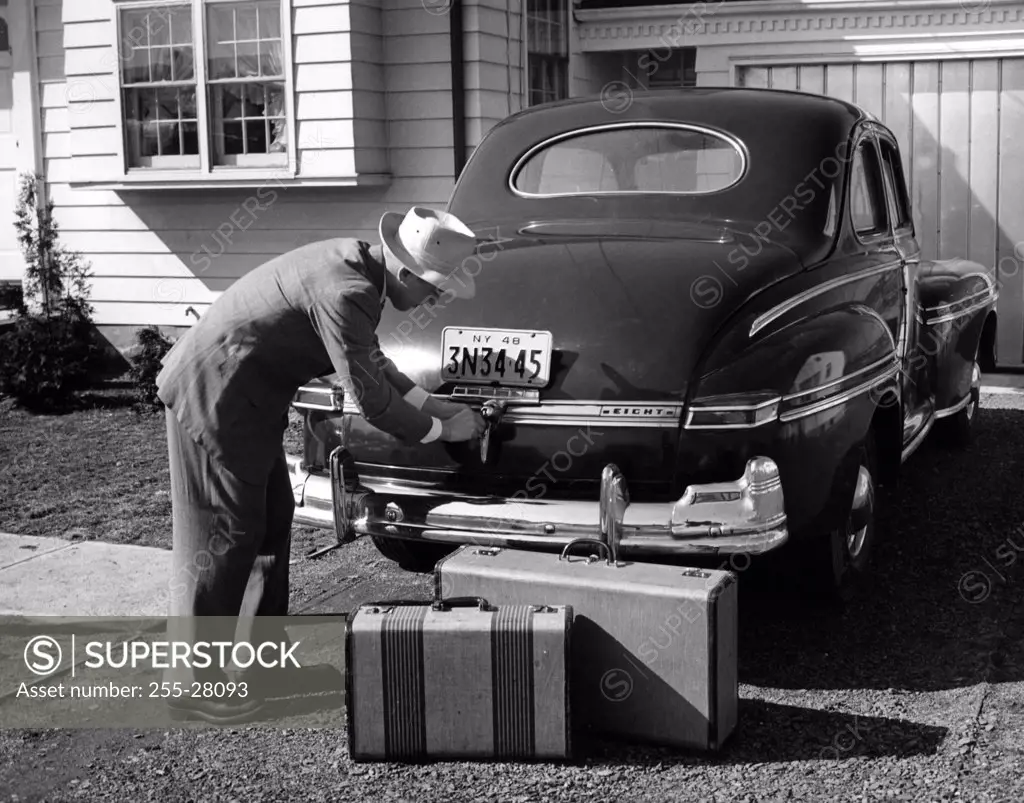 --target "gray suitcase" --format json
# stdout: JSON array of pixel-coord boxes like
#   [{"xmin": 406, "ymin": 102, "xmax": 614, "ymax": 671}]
[
  {"xmin": 346, "ymin": 597, "xmax": 573, "ymax": 761},
  {"xmin": 435, "ymin": 539, "xmax": 738, "ymax": 751}
]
